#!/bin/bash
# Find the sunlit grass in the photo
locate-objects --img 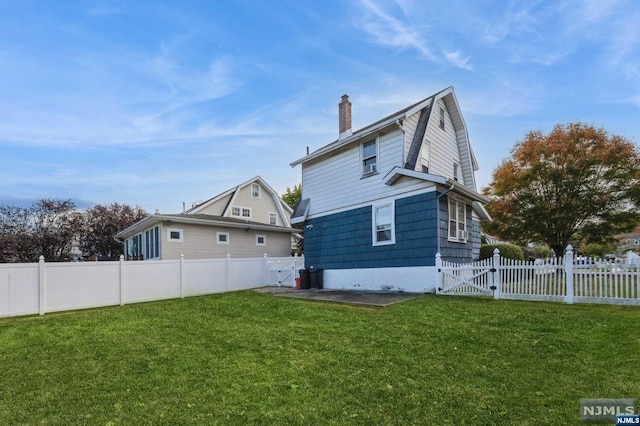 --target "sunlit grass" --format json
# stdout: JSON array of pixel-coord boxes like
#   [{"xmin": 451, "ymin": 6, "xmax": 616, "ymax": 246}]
[{"xmin": 0, "ymin": 291, "xmax": 638, "ymax": 425}]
